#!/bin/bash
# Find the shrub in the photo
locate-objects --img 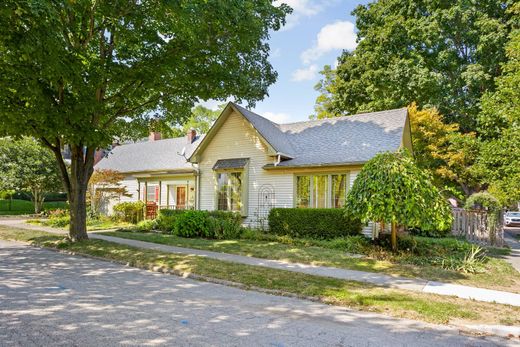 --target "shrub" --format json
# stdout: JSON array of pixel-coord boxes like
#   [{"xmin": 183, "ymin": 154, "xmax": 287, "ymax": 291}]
[
  {"xmin": 207, "ymin": 211, "xmax": 243, "ymax": 239},
  {"xmin": 135, "ymin": 219, "xmax": 157, "ymax": 232},
  {"xmin": 155, "ymin": 209, "xmax": 185, "ymax": 232},
  {"xmin": 44, "ymin": 215, "xmax": 70, "ymax": 228},
  {"xmin": 464, "ymin": 191, "xmax": 500, "ymax": 211},
  {"xmin": 408, "ymin": 226, "xmax": 450, "ymax": 238},
  {"xmin": 47, "ymin": 208, "xmax": 68, "ymax": 218},
  {"xmin": 174, "ymin": 210, "xmax": 211, "ymax": 238},
  {"xmin": 113, "ymin": 201, "xmax": 145, "ymax": 224},
  {"xmin": 268, "ymin": 208, "xmax": 362, "ymax": 239}
]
